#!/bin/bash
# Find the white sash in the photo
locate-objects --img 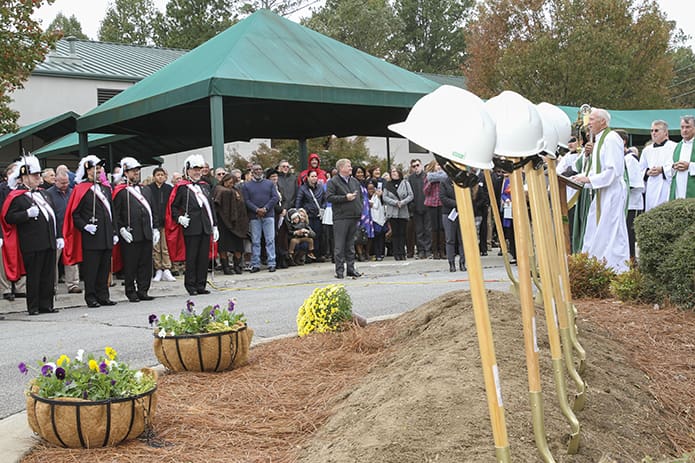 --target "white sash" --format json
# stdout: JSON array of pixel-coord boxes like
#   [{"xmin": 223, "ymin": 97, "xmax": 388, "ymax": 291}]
[
  {"xmin": 187, "ymin": 184, "xmax": 214, "ymax": 228},
  {"xmin": 127, "ymin": 185, "xmax": 153, "ymax": 229},
  {"xmin": 28, "ymin": 191, "xmax": 57, "ymax": 237},
  {"xmin": 92, "ymin": 184, "xmax": 112, "ymax": 220}
]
